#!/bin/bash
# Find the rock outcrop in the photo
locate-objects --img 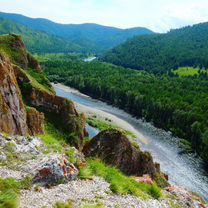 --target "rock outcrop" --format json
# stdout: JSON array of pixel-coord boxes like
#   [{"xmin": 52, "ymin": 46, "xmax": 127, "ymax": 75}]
[
  {"xmin": 27, "ymin": 107, "xmax": 45, "ymax": 135},
  {"xmin": 0, "ymin": 134, "xmax": 79, "ymax": 186},
  {"xmin": 83, "ymin": 129, "xmax": 160, "ymax": 178},
  {"xmin": 15, "ymin": 61, "xmax": 87, "ymax": 148},
  {"xmin": 1, "ymin": 34, "xmax": 41, "ymax": 72},
  {"xmin": 0, "ymin": 52, "xmax": 27, "ymax": 135},
  {"xmin": 0, "ymin": 34, "xmax": 86, "ymax": 147}
]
